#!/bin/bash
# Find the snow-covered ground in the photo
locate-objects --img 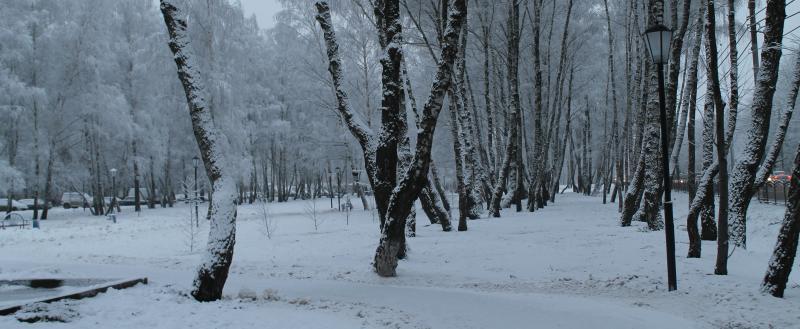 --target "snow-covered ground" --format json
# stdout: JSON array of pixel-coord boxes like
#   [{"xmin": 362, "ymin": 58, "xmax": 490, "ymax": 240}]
[{"xmin": 0, "ymin": 192, "xmax": 796, "ymax": 328}]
